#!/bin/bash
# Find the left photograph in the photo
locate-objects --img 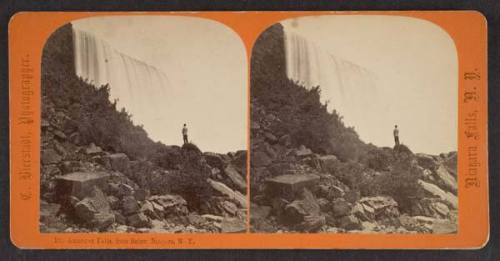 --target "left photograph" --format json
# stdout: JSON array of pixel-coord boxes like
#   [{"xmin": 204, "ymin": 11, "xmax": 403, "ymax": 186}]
[{"xmin": 39, "ymin": 16, "xmax": 248, "ymax": 233}]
